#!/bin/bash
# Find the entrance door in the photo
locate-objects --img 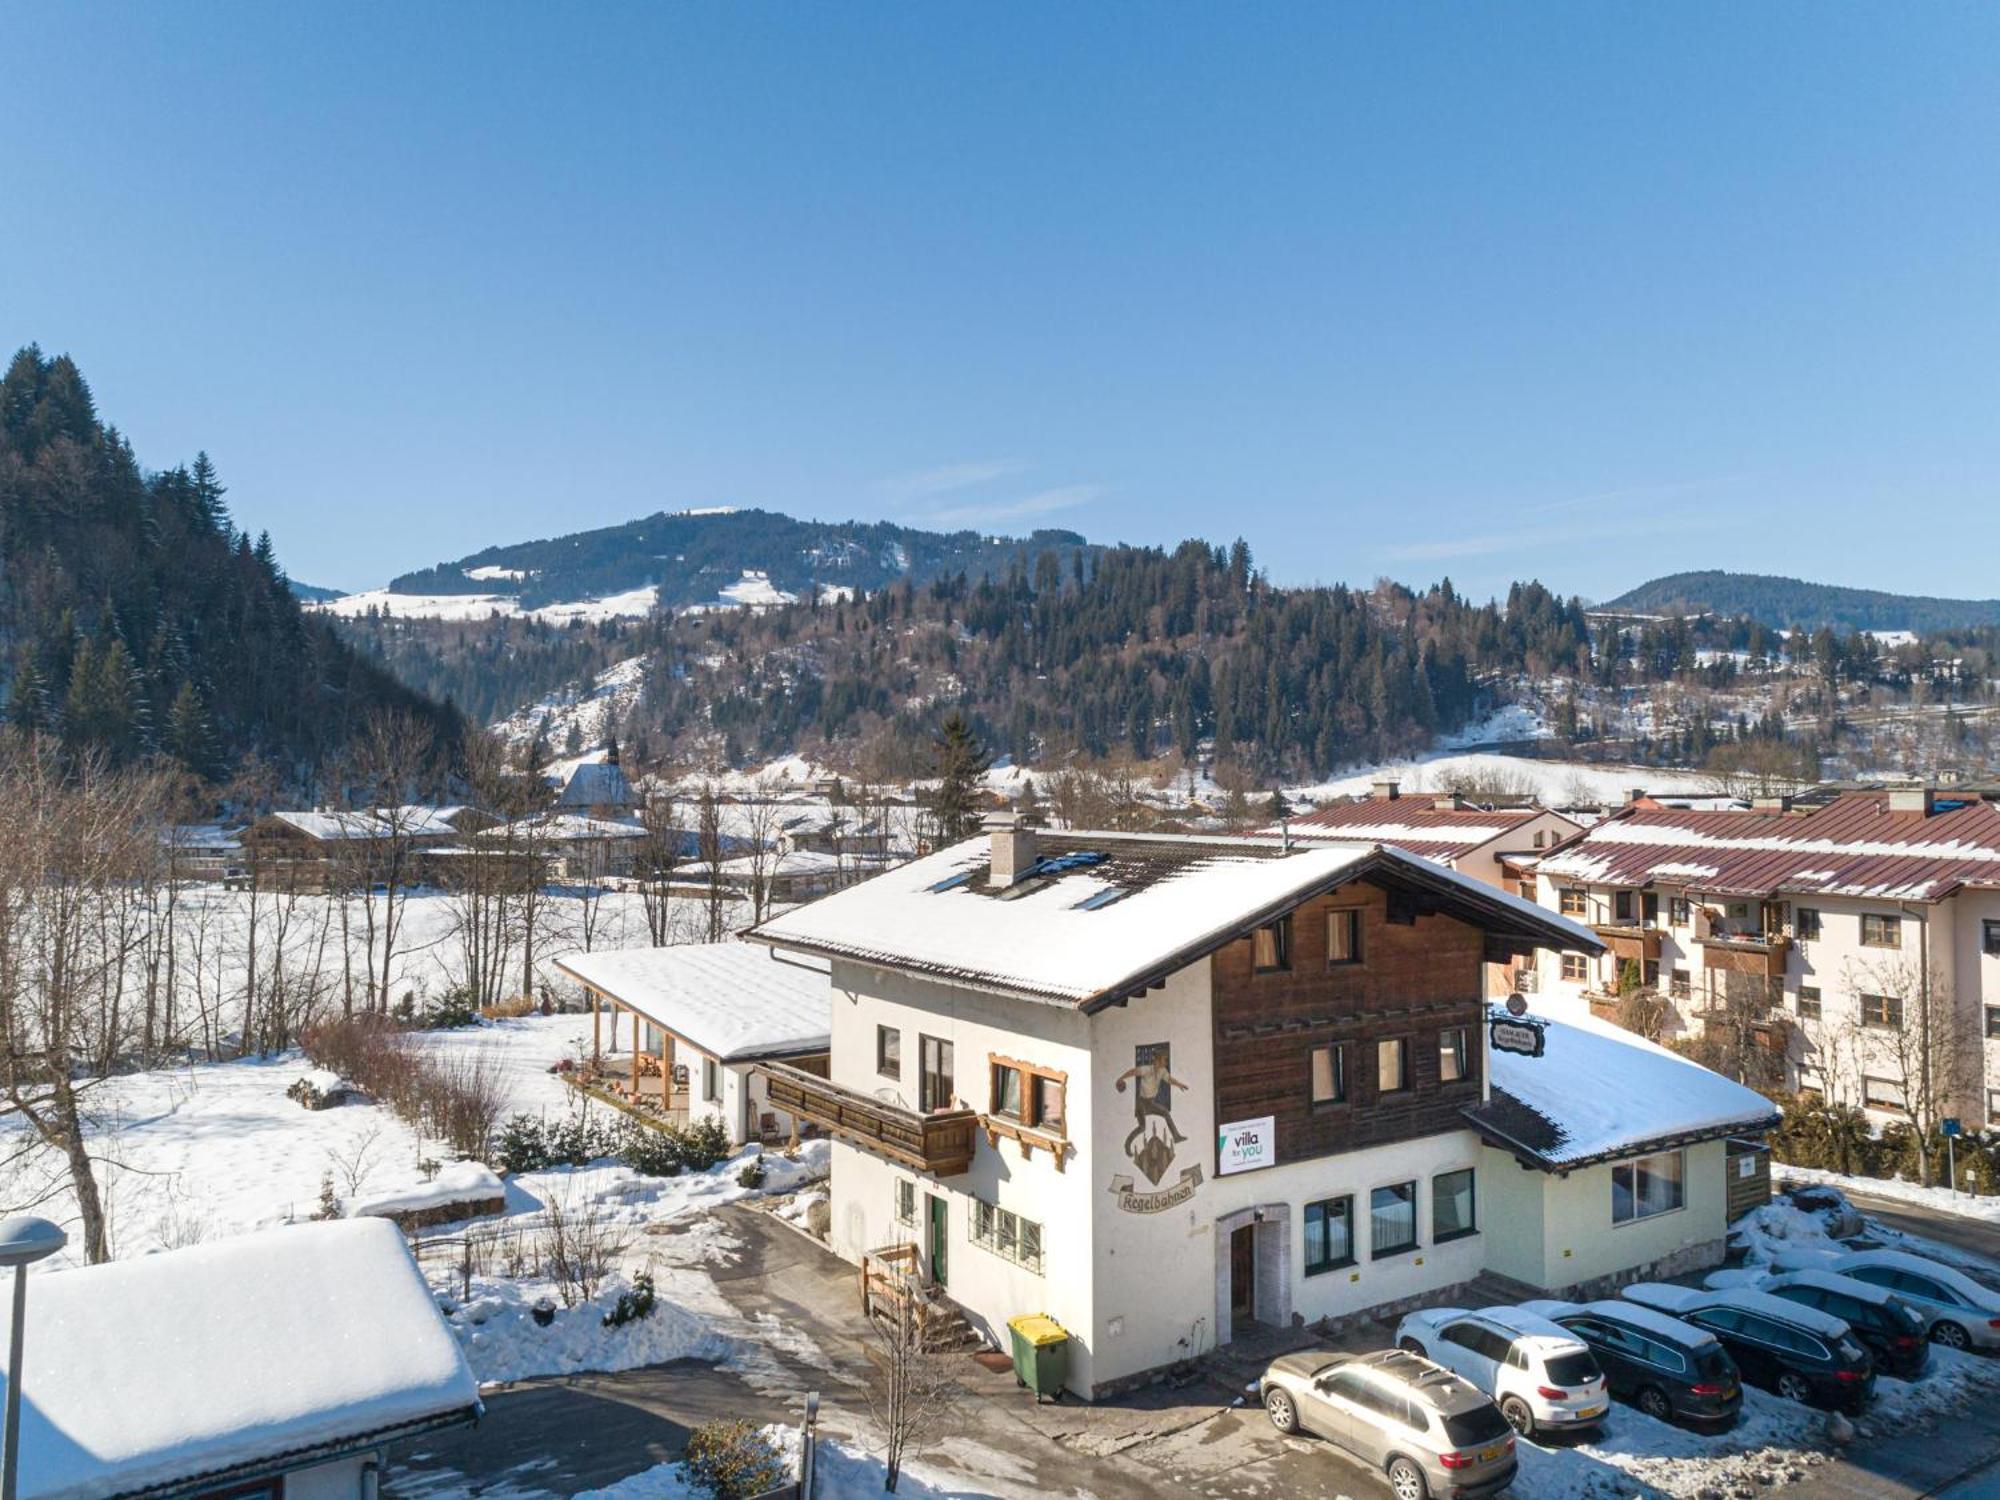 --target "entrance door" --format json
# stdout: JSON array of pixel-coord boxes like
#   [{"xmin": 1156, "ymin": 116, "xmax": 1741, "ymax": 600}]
[
  {"xmin": 927, "ymin": 1194, "xmax": 949, "ymax": 1289},
  {"xmin": 1230, "ymin": 1224, "xmax": 1256, "ymax": 1326}
]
